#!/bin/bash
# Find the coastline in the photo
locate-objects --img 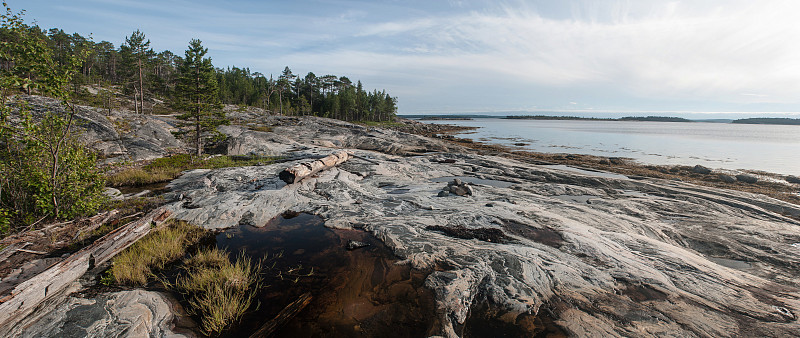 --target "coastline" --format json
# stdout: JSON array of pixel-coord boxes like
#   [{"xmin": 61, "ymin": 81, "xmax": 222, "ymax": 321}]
[
  {"xmin": 391, "ymin": 119, "xmax": 800, "ymax": 207},
  {"xmin": 3, "ymin": 109, "xmax": 800, "ymax": 337}
]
